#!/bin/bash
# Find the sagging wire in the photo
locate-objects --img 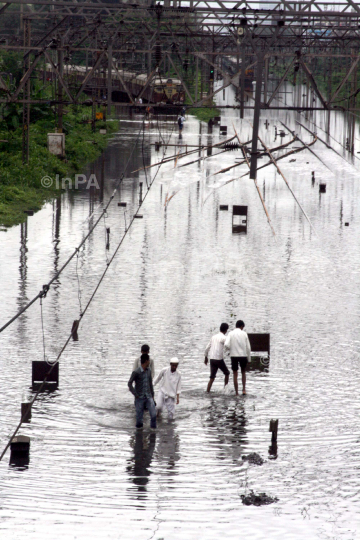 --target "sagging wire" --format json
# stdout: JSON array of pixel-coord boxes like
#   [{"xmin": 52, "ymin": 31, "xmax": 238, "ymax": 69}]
[
  {"xmin": 0, "ymin": 114, "xmax": 179, "ymax": 463},
  {"xmin": 0, "ymin": 111, "xmax": 147, "ymax": 336},
  {"xmin": 75, "ymin": 248, "xmax": 83, "ymax": 317}
]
